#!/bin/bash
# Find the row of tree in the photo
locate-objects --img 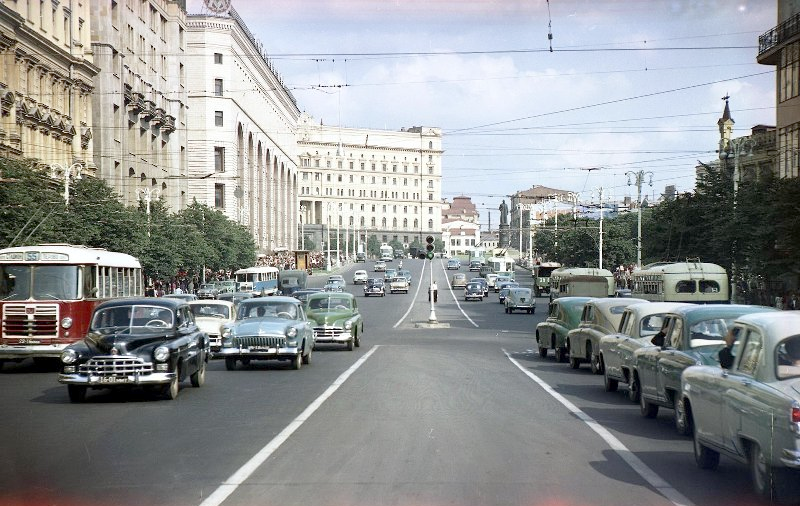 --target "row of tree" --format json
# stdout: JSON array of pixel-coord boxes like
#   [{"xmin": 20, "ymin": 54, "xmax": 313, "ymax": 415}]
[
  {"xmin": 0, "ymin": 158, "xmax": 257, "ymax": 282},
  {"xmin": 530, "ymin": 164, "xmax": 800, "ymax": 302},
  {"xmin": 2, "ymin": 157, "xmax": 798, "ymax": 298}
]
